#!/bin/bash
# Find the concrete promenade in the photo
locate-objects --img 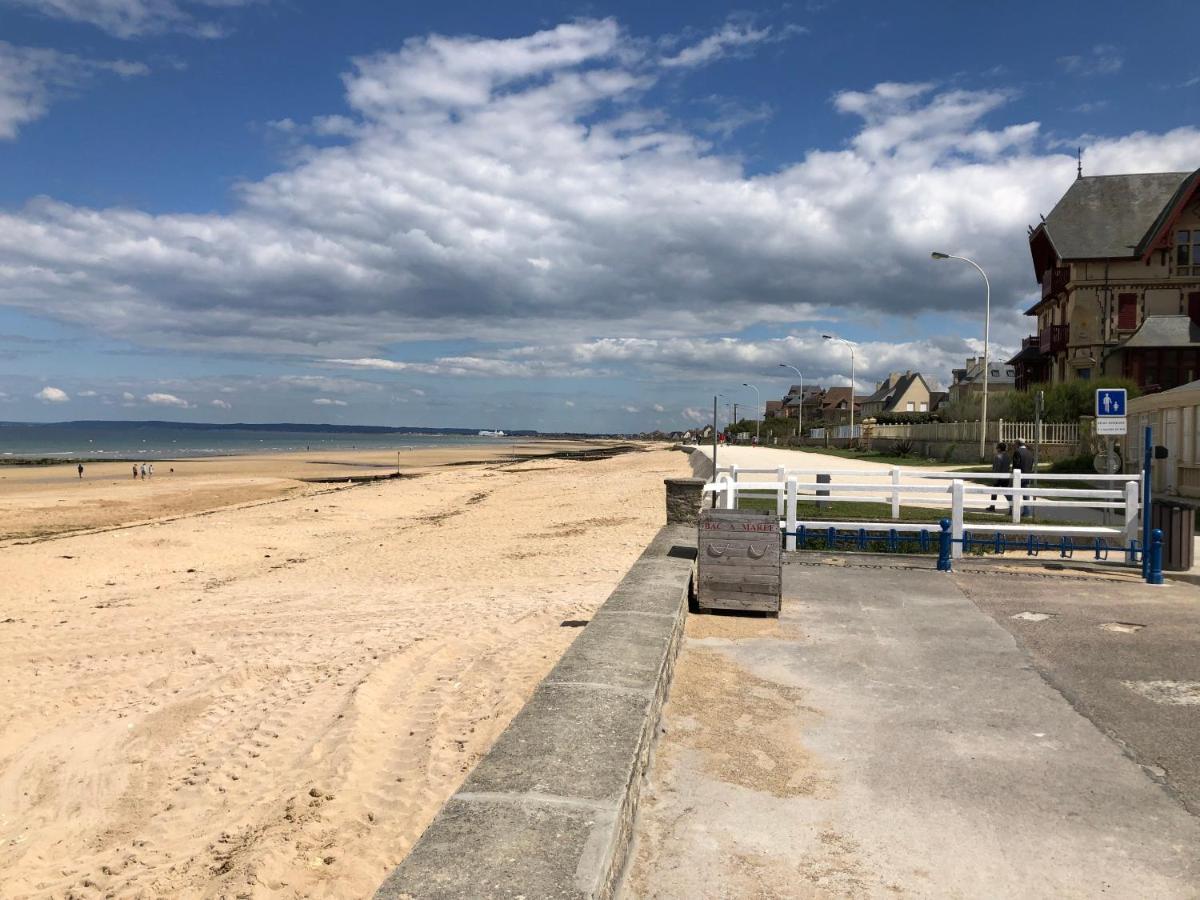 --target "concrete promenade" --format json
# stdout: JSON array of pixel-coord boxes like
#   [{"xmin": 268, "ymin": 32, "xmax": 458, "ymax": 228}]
[{"xmin": 624, "ymin": 560, "xmax": 1200, "ymax": 898}]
